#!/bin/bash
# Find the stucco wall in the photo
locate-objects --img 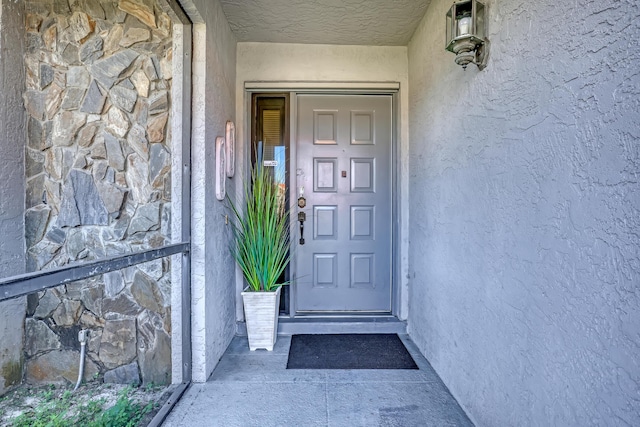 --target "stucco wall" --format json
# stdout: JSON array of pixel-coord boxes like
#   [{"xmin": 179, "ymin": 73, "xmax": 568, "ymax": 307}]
[
  {"xmin": 236, "ymin": 42, "xmax": 410, "ymax": 320},
  {"xmin": 186, "ymin": 0, "xmax": 237, "ymax": 383},
  {"xmin": 407, "ymin": 0, "xmax": 640, "ymax": 425},
  {"xmin": 0, "ymin": 0, "xmax": 26, "ymax": 397}
]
